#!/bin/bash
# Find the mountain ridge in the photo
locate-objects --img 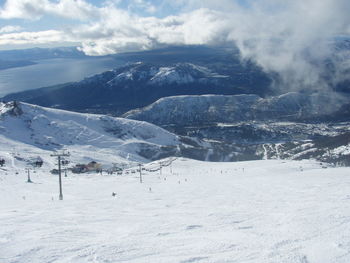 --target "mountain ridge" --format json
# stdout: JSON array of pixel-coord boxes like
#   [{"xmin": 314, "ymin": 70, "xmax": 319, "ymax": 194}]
[
  {"xmin": 0, "ymin": 101, "xmax": 182, "ymax": 164},
  {"xmin": 1, "ymin": 48, "xmax": 272, "ymax": 115},
  {"xmin": 1, "ymin": 101, "xmax": 349, "ymax": 166},
  {"xmin": 124, "ymin": 92, "xmax": 350, "ymax": 125}
]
